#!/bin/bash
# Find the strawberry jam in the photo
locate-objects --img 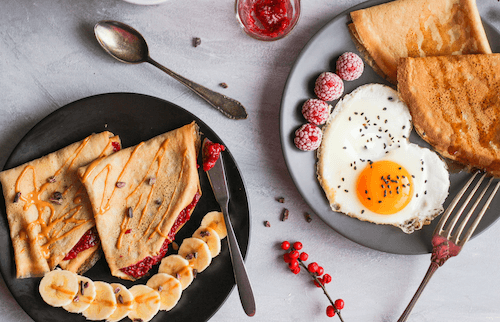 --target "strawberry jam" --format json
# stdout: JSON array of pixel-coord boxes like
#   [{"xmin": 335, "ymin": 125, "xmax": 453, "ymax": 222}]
[
  {"xmin": 202, "ymin": 139, "xmax": 225, "ymax": 171},
  {"xmin": 247, "ymin": 0, "xmax": 291, "ymax": 38},
  {"xmin": 120, "ymin": 191, "xmax": 201, "ymax": 279},
  {"xmin": 63, "ymin": 227, "xmax": 99, "ymax": 260}
]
